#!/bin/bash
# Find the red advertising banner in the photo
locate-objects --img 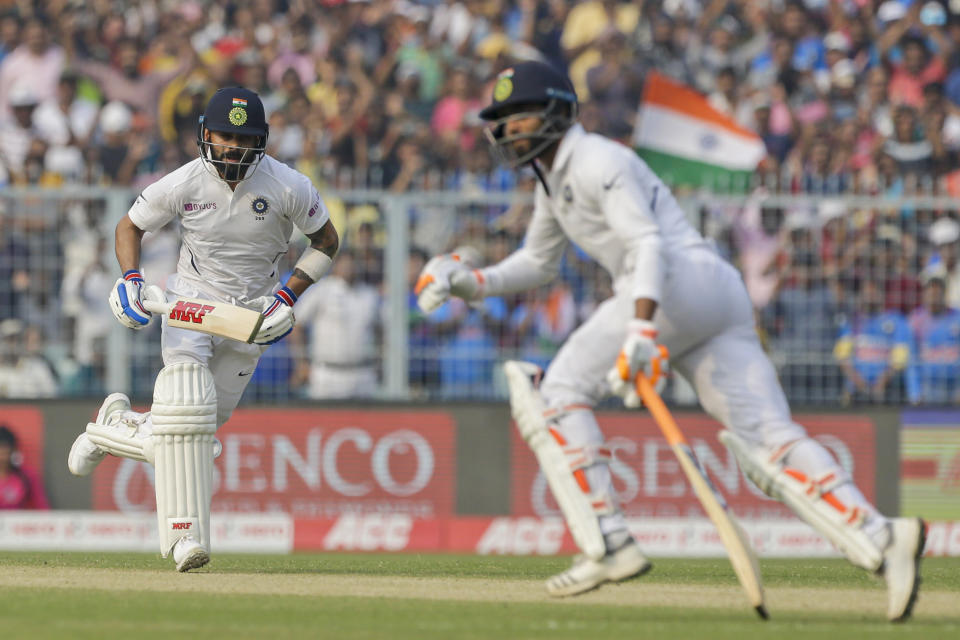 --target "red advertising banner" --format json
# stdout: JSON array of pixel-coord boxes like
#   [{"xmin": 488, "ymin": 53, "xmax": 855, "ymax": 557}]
[
  {"xmin": 92, "ymin": 409, "xmax": 456, "ymax": 517},
  {"xmin": 0, "ymin": 405, "xmax": 45, "ymax": 476},
  {"xmin": 511, "ymin": 413, "xmax": 876, "ymax": 520}
]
